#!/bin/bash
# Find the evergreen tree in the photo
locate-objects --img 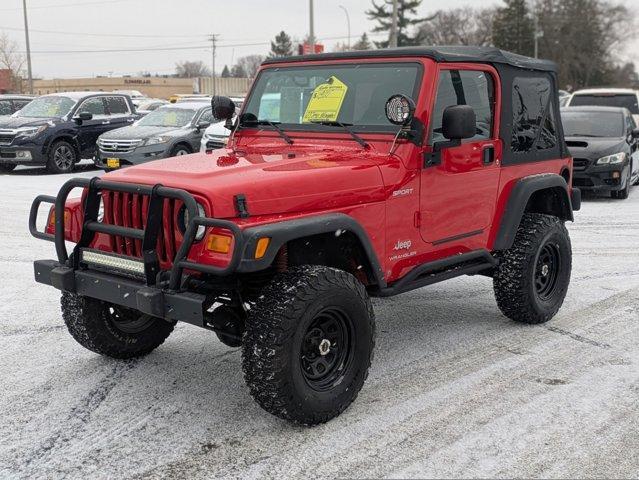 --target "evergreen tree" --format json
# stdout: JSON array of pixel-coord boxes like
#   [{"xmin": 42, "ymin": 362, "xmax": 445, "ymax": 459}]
[
  {"xmin": 268, "ymin": 31, "xmax": 294, "ymax": 58},
  {"xmin": 366, "ymin": 0, "xmax": 427, "ymax": 48},
  {"xmin": 231, "ymin": 64, "xmax": 246, "ymax": 78},
  {"xmin": 352, "ymin": 33, "xmax": 373, "ymax": 50},
  {"xmin": 221, "ymin": 65, "xmax": 231, "ymax": 78},
  {"xmin": 492, "ymin": 0, "xmax": 535, "ymax": 57}
]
